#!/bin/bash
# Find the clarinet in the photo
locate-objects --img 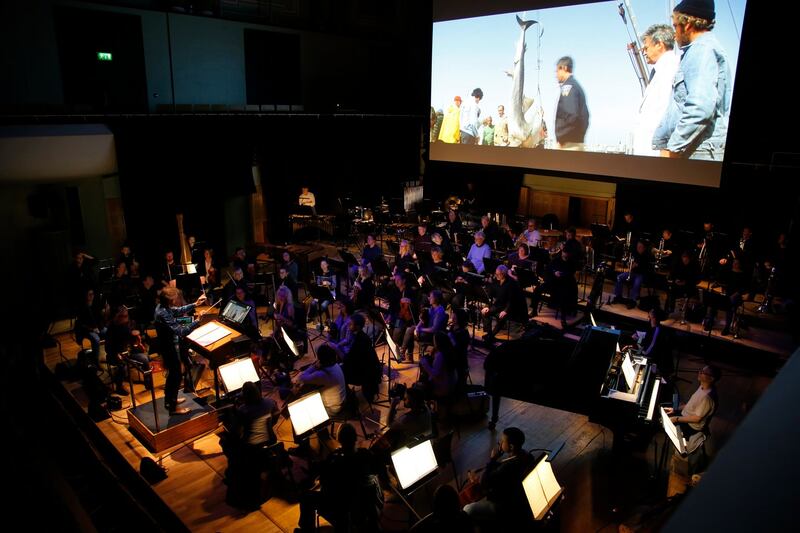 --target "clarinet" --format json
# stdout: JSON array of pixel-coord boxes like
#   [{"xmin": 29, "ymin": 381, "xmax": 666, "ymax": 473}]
[{"xmin": 757, "ymin": 267, "xmax": 777, "ymax": 314}]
